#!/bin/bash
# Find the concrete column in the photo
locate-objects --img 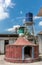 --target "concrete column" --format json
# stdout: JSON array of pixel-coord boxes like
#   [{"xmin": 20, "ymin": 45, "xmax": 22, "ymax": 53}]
[
  {"xmin": 32, "ymin": 47, "xmax": 34, "ymax": 59},
  {"xmin": 0, "ymin": 40, "xmax": 4, "ymax": 54},
  {"xmin": 22, "ymin": 48, "xmax": 24, "ymax": 60}
]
